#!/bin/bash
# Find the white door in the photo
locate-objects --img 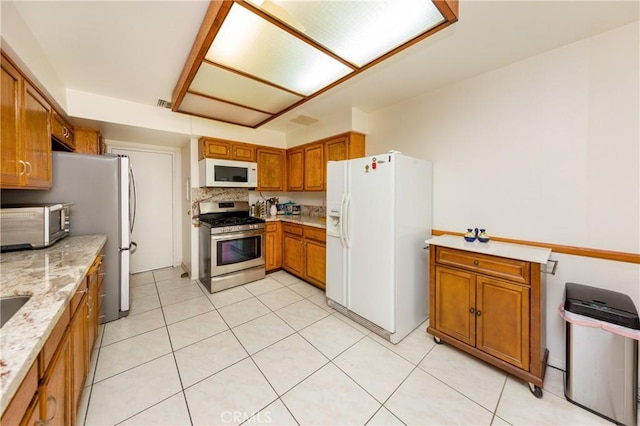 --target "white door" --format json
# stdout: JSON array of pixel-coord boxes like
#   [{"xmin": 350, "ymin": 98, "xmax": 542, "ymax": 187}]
[
  {"xmin": 112, "ymin": 148, "xmax": 174, "ymax": 273},
  {"xmin": 347, "ymin": 155, "xmax": 396, "ymax": 332}
]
